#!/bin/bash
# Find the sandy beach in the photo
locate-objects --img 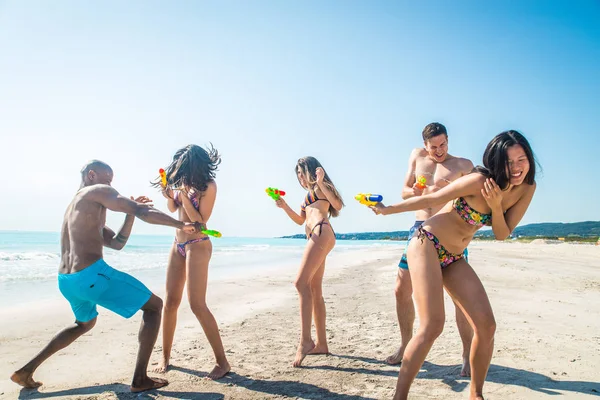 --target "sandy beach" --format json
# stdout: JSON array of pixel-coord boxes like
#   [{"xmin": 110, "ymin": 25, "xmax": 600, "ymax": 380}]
[{"xmin": 1, "ymin": 241, "xmax": 599, "ymax": 400}]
